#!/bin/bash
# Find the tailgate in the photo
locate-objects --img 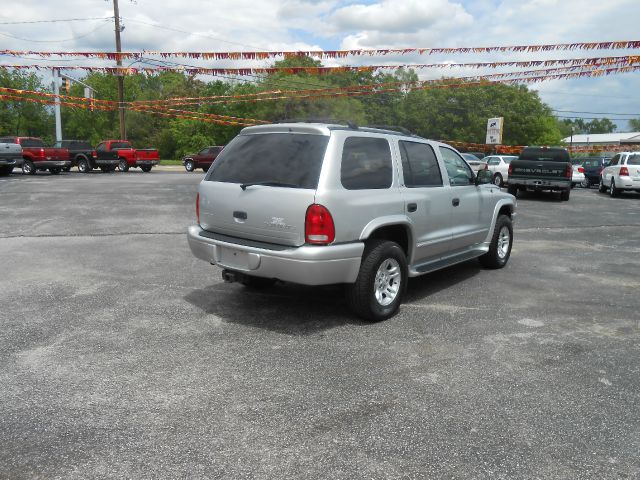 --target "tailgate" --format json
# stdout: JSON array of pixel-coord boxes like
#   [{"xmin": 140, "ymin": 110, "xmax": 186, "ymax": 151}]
[
  {"xmin": 511, "ymin": 160, "xmax": 569, "ymax": 179},
  {"xmin": 136, "ymin": 149, "xmax": 159, "ymax": 160},
  {"xmin": 199, "ymin": 181, "xmax": 315, "ymax": 247}
]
